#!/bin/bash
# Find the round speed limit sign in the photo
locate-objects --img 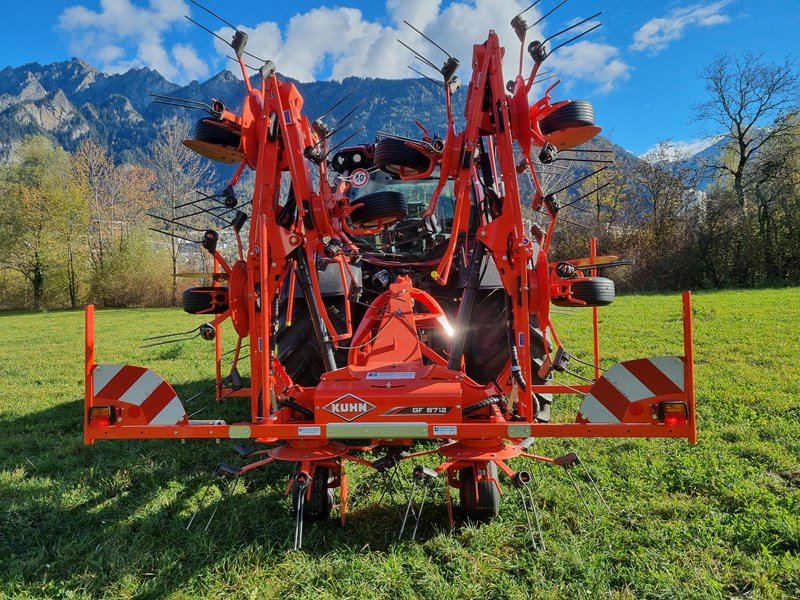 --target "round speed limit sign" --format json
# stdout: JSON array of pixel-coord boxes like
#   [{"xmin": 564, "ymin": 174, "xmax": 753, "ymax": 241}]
[{"xmin": 351, "ymin": 168, "xmax": 369, "ymax": 187}]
